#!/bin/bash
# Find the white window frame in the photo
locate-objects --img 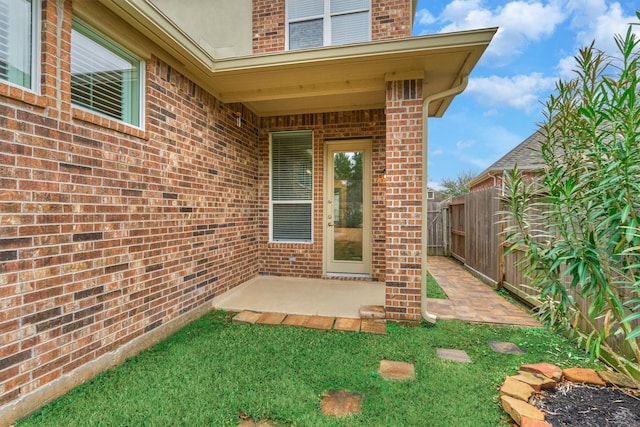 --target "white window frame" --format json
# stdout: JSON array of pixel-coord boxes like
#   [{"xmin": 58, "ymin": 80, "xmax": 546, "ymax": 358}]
[
  {"xmin": 0, "ymin": 0, "xmax": 41, "ymax": 92},
  {"xmin": 70, "ymin": 19, "xmax": 145, "ymax": 129},
  {"xmin": 269, "ymin": 130, "xmax": 314, "ymax": 243},
  {"xmin": 286, "ymin": 0, "xmax": 371, "ymax": 50}
]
